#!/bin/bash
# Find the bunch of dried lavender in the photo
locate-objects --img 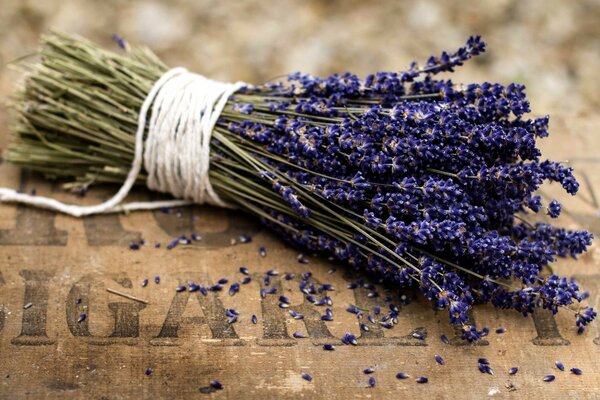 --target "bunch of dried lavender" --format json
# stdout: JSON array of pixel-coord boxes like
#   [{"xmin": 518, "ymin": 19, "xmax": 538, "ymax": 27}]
[{"xmin": 6, "ymin": 33, "xmax": 595, "ymax": 340}]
